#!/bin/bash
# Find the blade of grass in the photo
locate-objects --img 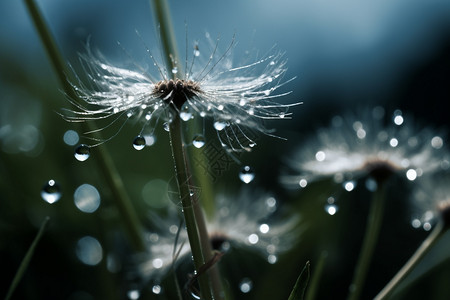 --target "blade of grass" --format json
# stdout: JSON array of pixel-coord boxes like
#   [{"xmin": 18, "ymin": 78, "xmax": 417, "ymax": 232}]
[
  {"xmin": 288, "ymin": 261, "xmax": 311, "ymax": 300},
  {"xmin": 5, "ymin": 216, "xmax": 50, "ymax": 300}
]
